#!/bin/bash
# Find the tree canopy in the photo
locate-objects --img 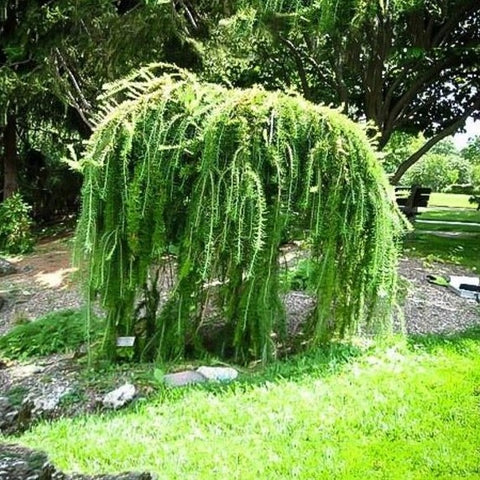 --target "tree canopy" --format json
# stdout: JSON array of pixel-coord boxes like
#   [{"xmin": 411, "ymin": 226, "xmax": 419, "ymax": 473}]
[{"xmin": 204, "ymin": 0, "xmax": 480, "ymax": 183}]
